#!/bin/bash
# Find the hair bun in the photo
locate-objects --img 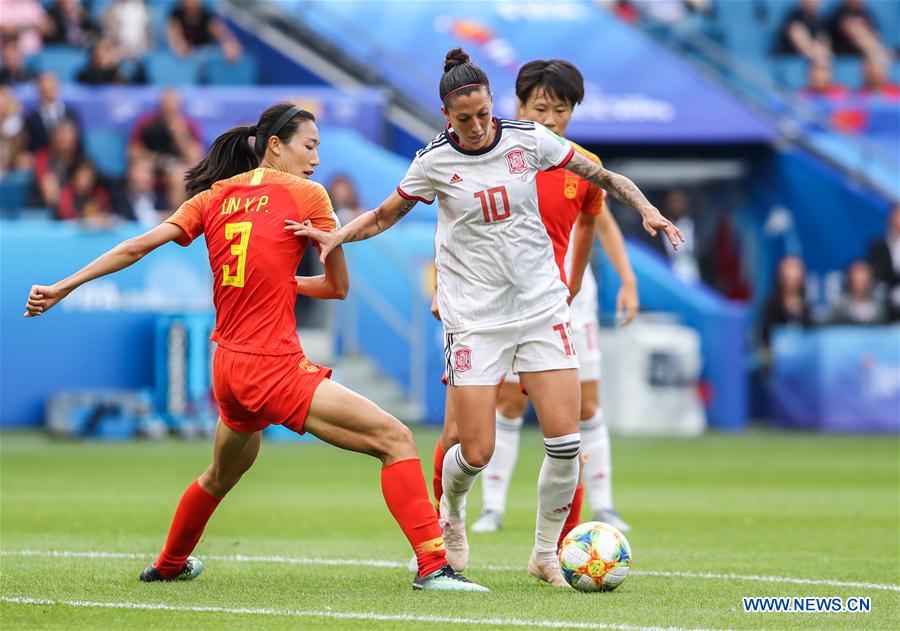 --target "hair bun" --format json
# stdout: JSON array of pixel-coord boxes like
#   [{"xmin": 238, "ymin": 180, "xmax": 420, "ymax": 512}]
[
  {"xmin": 247, "ymin": 125, "xmax": 258, "ymax": 135},
  {"xmin": 443, "ymin": 48, "xmax": 470, "ymax": 73}
]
